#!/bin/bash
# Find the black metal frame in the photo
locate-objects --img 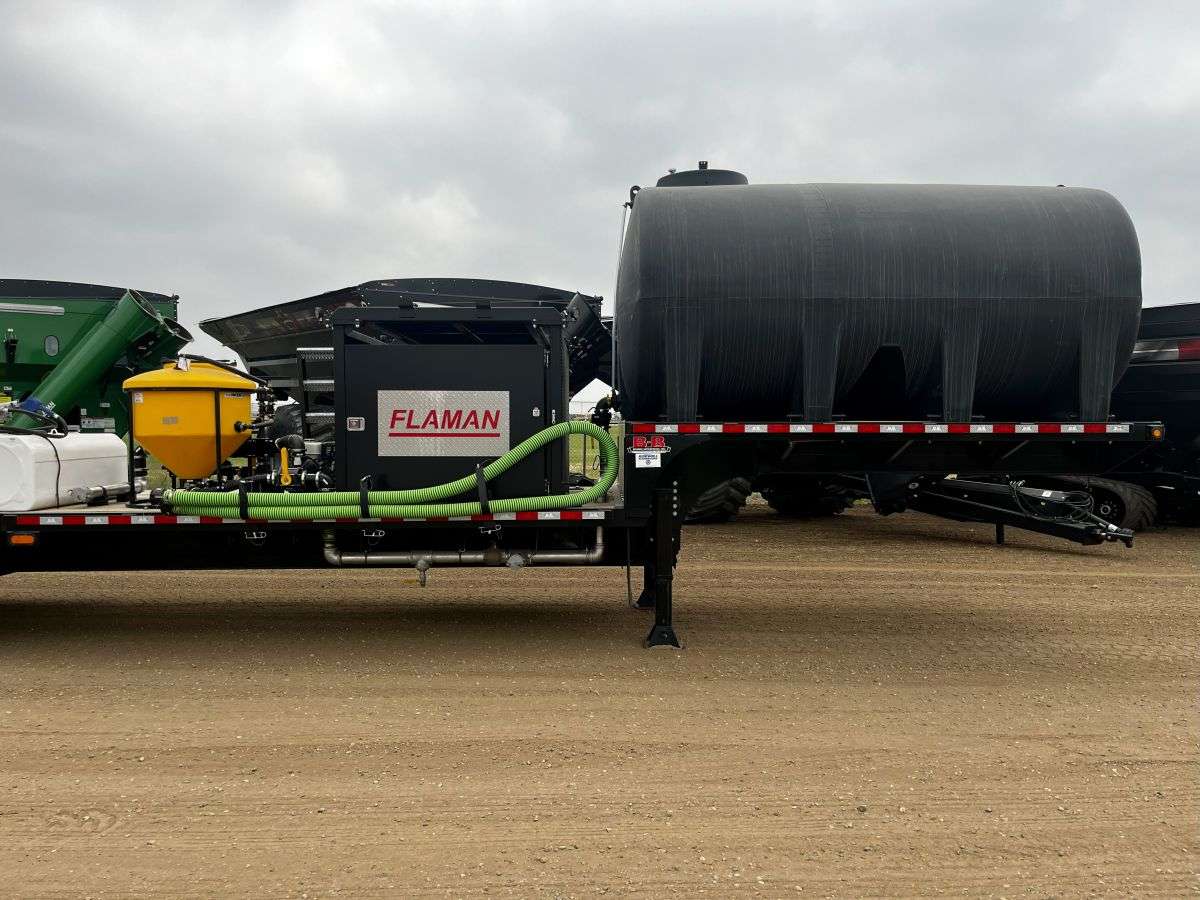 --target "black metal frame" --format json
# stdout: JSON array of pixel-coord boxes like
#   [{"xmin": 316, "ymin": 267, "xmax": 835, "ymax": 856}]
[
  {"xmin": 0, "ymin": 420, "xmax": 1166, "ymax": 647},
  {"xmin": 620, "ymin": 424, "xmax": 1164, "ymax": 517}
]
